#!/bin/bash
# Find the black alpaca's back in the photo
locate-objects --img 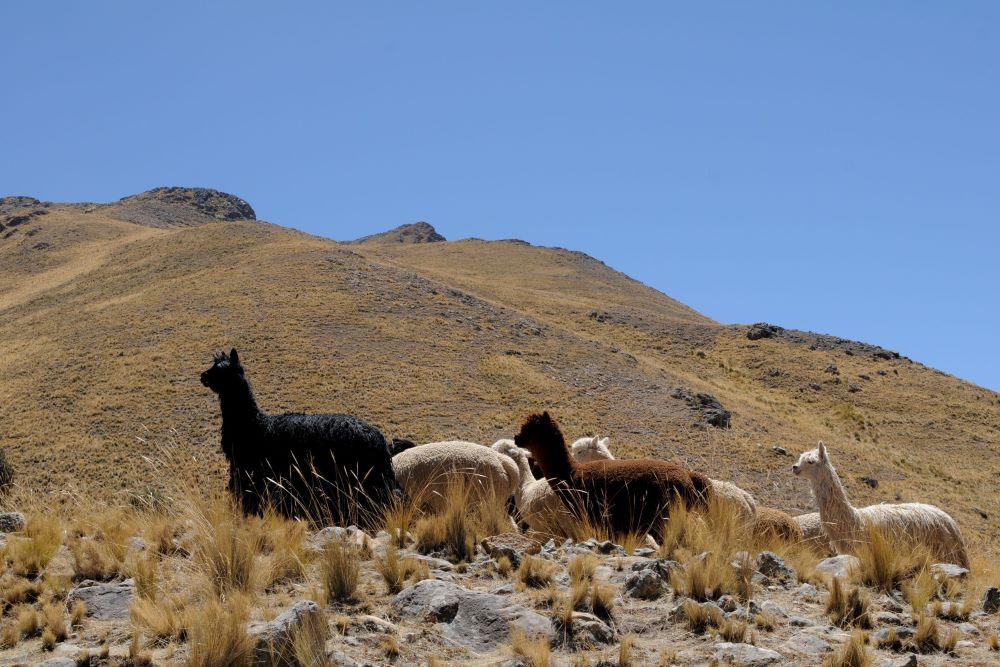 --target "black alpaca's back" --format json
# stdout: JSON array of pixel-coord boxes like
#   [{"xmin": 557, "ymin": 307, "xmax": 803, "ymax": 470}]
[
  {"xmin": 203, "ymin": 349, "xmax": 399, "ymax": 525},
  {"xmin": 230, "ymin": 412, "xmax": 396, "ymax": 524}
]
